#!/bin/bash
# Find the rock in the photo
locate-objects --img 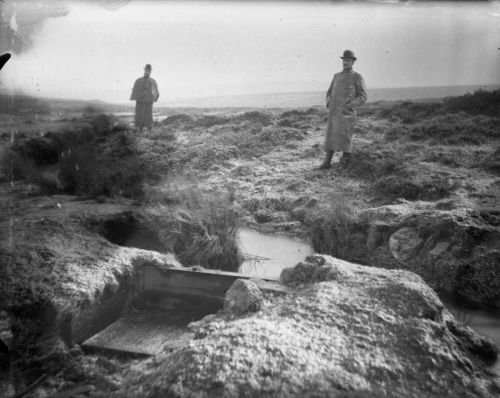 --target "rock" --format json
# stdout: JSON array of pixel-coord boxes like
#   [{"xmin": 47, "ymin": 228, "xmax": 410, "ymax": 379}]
[
  {"xmin": 69, "ymin": 344, "xmax": 83, "ymax": 358},
  {"xmin": 280, "ymin": 255, "xmax": 352, "ymax": 286},
  {"xmin": 224, "ymin": 279, "xmax": 263, "ymax": 316},
  {"xmin": 430, "ymin": 241, "xmax": 450, "ymax": 256},
  {"xmin": 389, "ymin": 227, "xmax": 423, "ymax": 261},
  {"xmin": 447, "ymin": 320, "xmax": 499, "ymax": 362},
  {"xmin": 139, "ymin": 255, "xmax": 498, "ymax": 398}
]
